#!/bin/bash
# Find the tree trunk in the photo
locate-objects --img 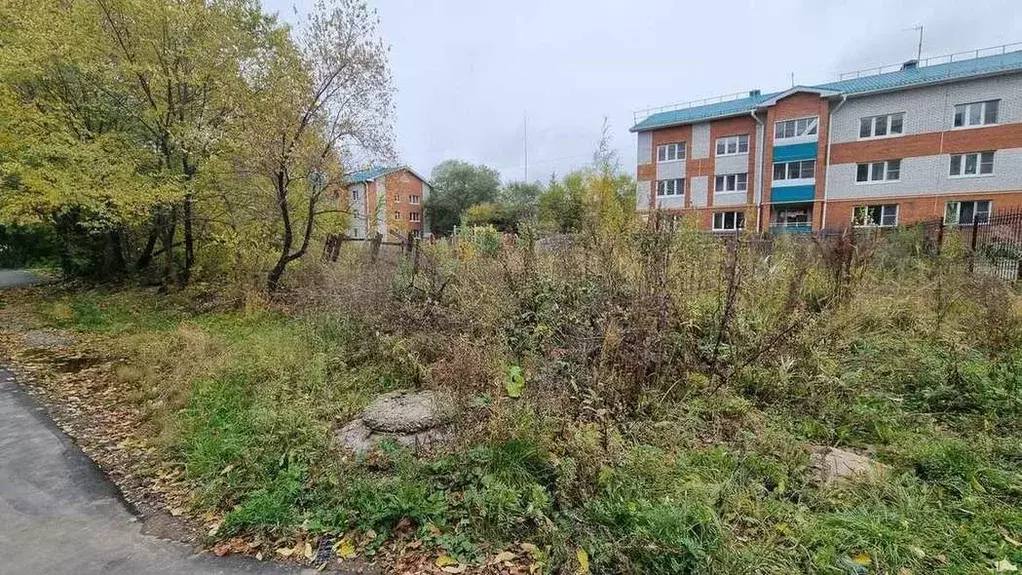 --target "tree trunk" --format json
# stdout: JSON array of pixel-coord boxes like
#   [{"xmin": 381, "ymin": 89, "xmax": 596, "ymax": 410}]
[
  {"xmin": 181, "ymin": 195, "xmax": 194, "ymax": 286},
  {"xmin": 136, "ymin": 221, "xmax": 159, "ymax": 271},
  {"xmin": 267, "ymin": 170, "xmax": 292, "ymax": 293},
  {"xmin": 161, "ymin": 206, "xmax": 178, "ymax": 287}
]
